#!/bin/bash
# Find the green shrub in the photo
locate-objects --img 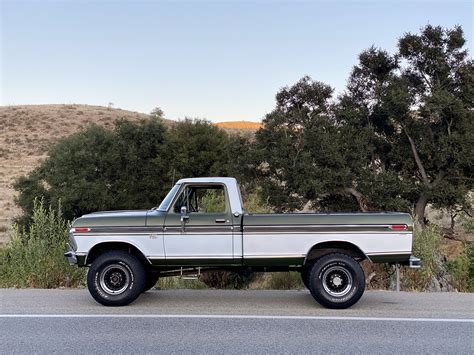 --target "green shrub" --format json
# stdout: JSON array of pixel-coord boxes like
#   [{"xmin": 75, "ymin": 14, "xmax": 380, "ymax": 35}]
[
  {"xmin": 447, "ymin": 243, "xmax": 471, "ymax": 292},
  {"xmin": 0, "ymin": 199, "xmax": 85, "ymax": 288},
  {"xmin": 199, "ymin": 270, "xmax": 256, "ymax": 289},
  {"xmin": 266, "ymin": 272, "xmax": 305, "ymax": 290},
  {"xmin": 243, "ymin": 190, "xmax": 272, "ymax": 213},
  {"xmin": 156, "ymin": 276, "xmax": 208, "ymax": 289},
  {"xmin": 402, "ymin": 225, "xmax": 444, "ymax": 290},
  {"xmin": 461, "ymin": 217, "xmax": 474, "ymax": 233}
]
